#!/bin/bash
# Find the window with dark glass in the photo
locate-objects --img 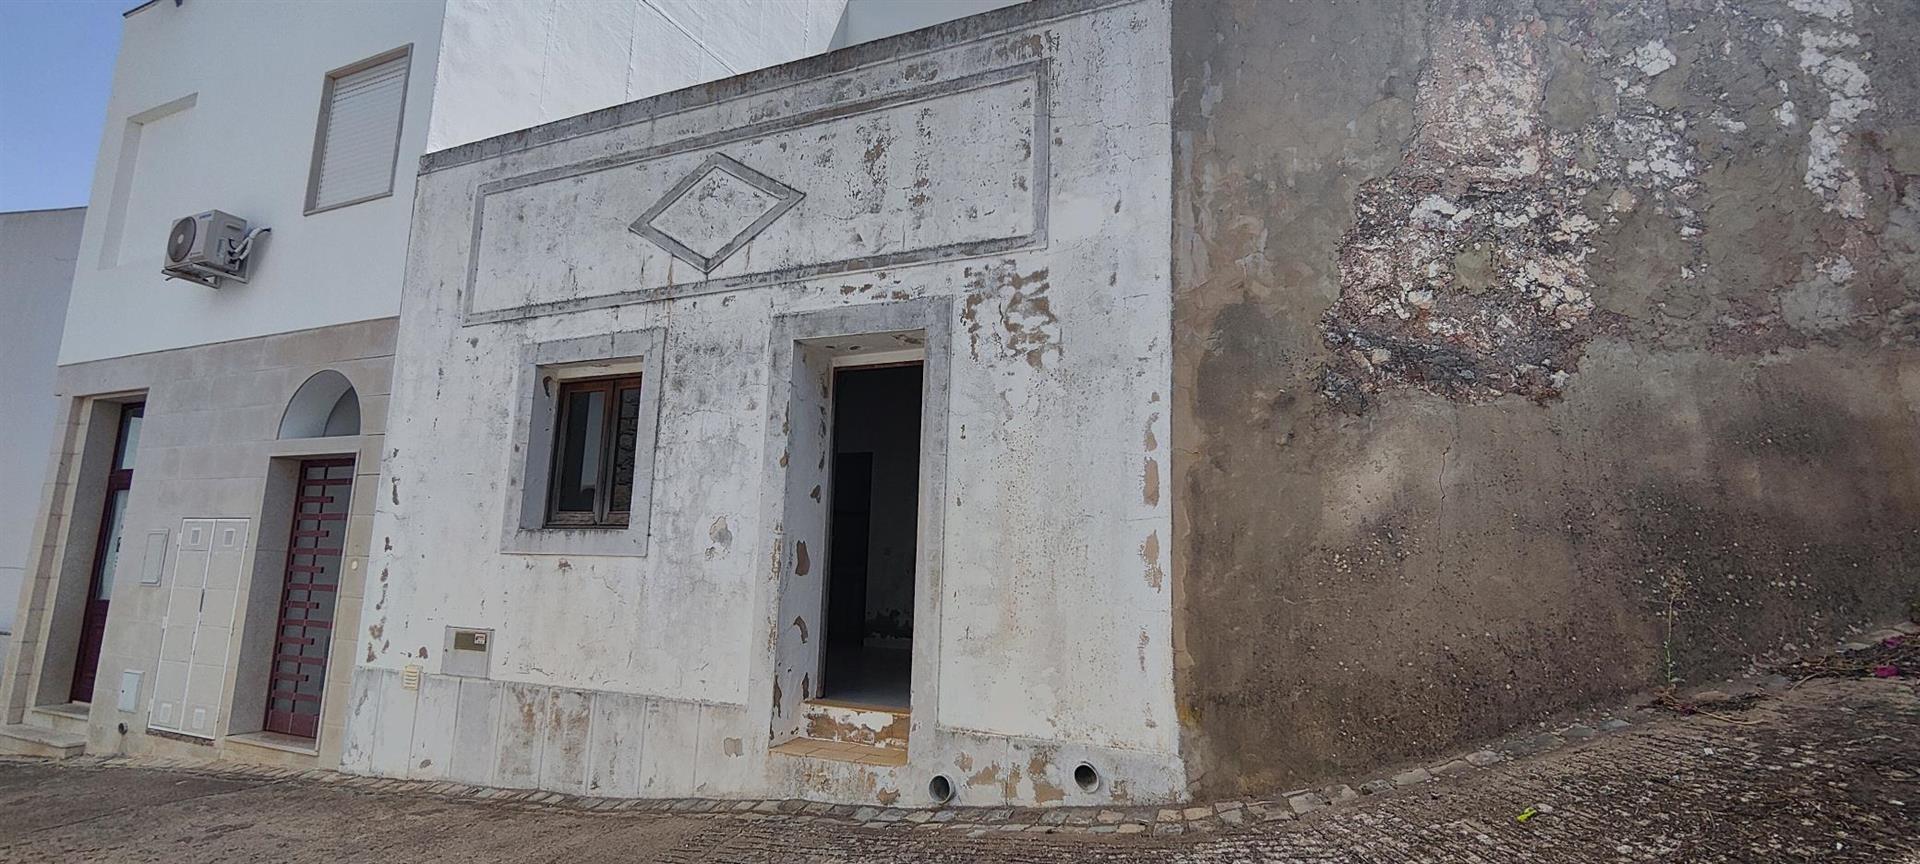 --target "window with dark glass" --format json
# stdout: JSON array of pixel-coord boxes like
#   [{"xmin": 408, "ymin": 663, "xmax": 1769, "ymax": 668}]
[{"xmin": 546, "ymin": 375, "xmax": 642, "ymax": 528}]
